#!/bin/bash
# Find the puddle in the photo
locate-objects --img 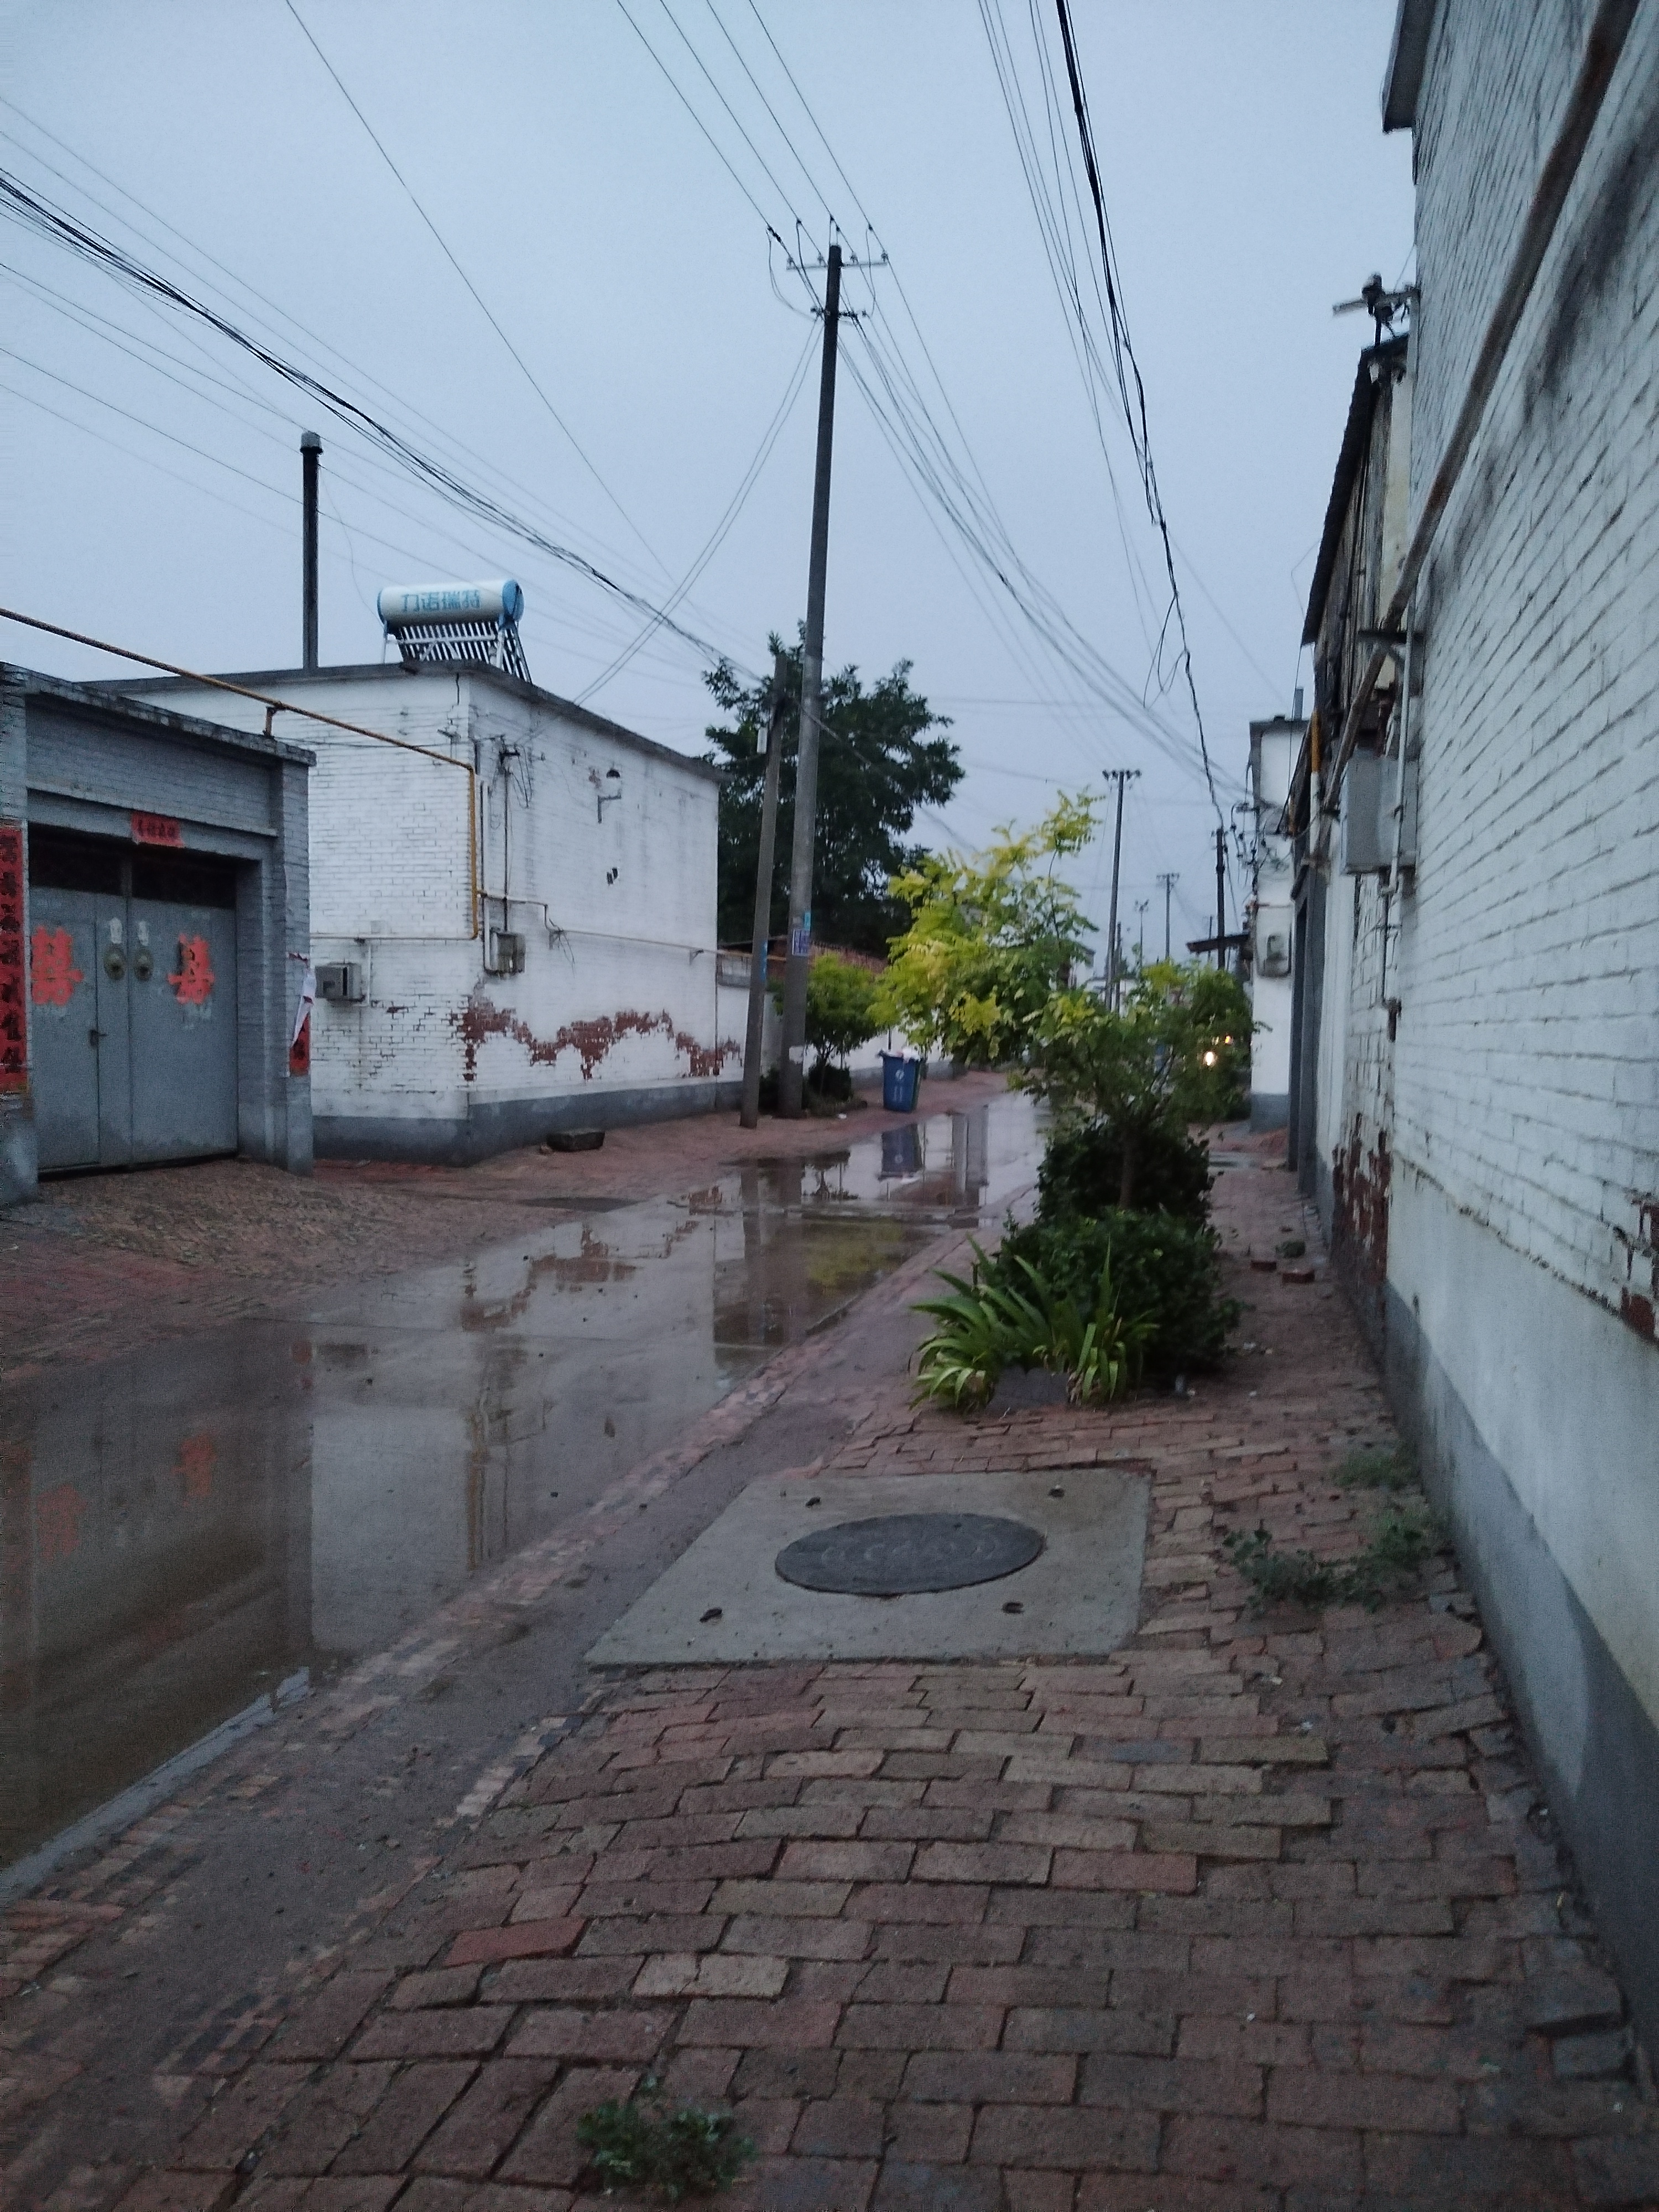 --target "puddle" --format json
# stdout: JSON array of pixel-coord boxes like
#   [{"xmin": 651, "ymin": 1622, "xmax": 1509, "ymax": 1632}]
[{"xmin": 0, "ymin": 1092, "xmax": 1040, "ymax": 1869}]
